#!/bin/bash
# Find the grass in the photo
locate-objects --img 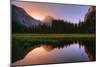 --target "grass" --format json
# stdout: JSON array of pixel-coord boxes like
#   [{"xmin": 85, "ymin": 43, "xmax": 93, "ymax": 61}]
[{"xmin": 12, "ymin": 33, "xmax": 95, "ymax": 39}]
